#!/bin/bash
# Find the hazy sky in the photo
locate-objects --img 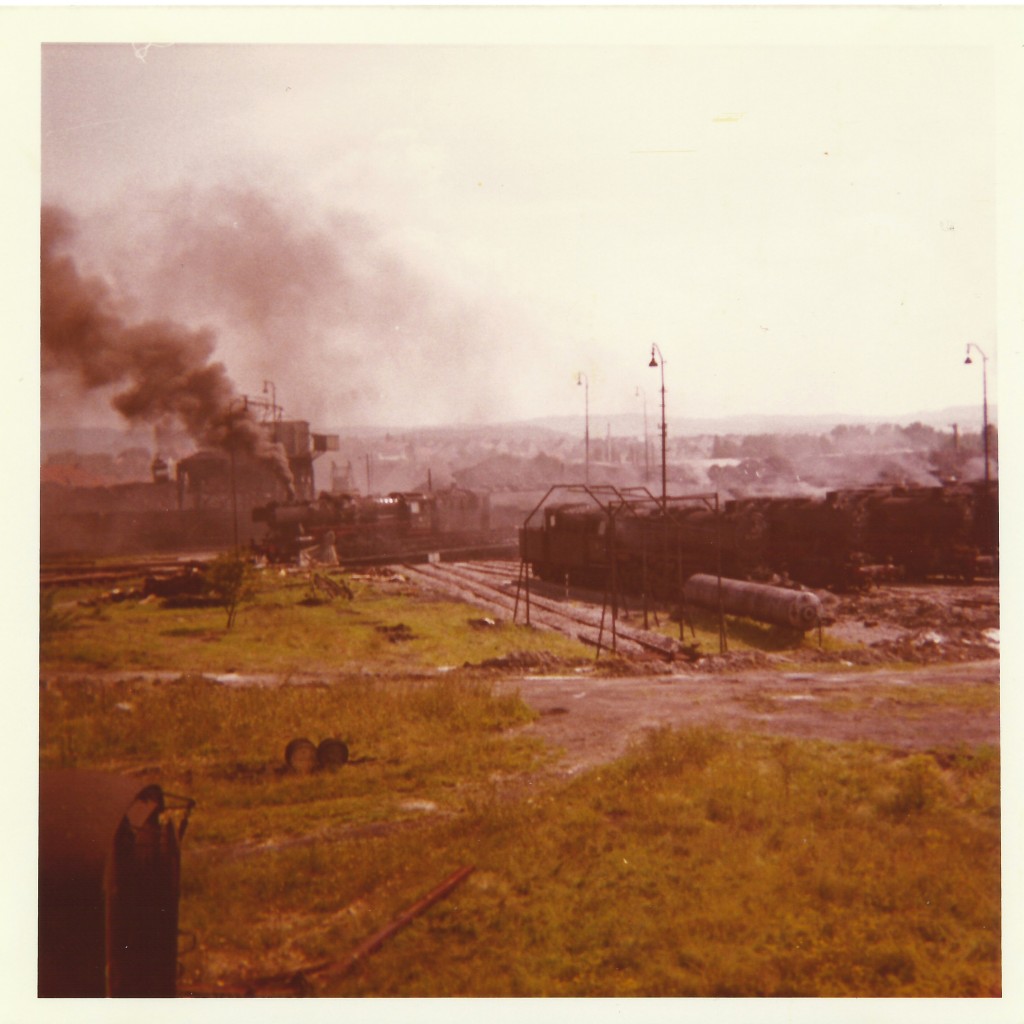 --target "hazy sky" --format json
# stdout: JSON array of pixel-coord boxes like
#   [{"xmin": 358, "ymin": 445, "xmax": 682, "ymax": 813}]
[{"xmin": 38, "ymin": 16, "xmax": 1013, "ymax": 431}]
